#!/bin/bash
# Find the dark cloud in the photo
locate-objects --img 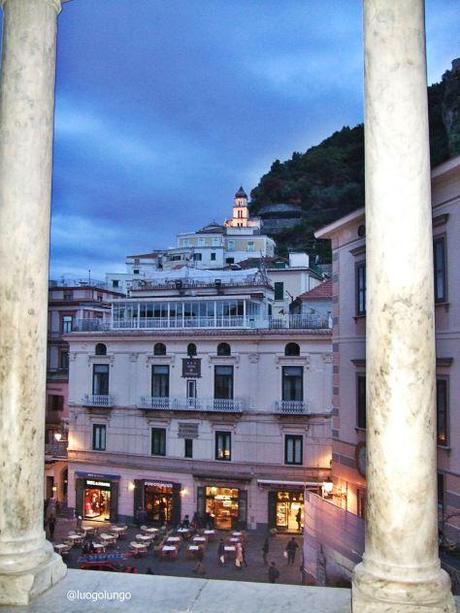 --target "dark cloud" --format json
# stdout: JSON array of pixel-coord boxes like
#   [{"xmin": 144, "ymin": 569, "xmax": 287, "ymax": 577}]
[{"xmin": 50, "ymin": 0, "xmax": 460, "ymax": 278}]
